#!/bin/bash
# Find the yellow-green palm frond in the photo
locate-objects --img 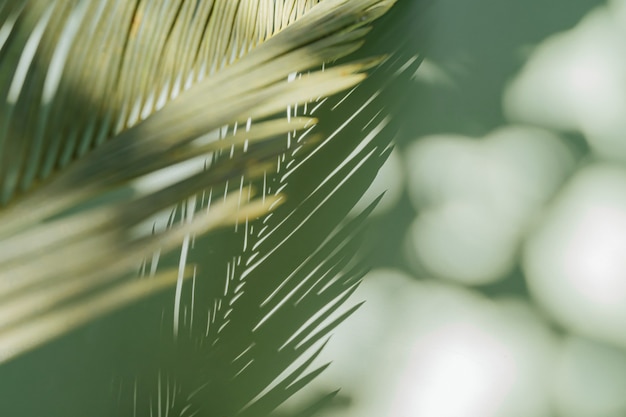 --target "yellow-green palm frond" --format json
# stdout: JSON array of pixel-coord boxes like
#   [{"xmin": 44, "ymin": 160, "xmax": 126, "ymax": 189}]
[
  {"xmin": 0, "ymin": 0, "xmax": 395, "ymax": 364},
  {"xmin": 0, "ymin": 1, "xmax": 420, "ymax": 416},
  {"xmin": 0, "ymin": 0, "xmax": 386, "ymax": 203}
]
